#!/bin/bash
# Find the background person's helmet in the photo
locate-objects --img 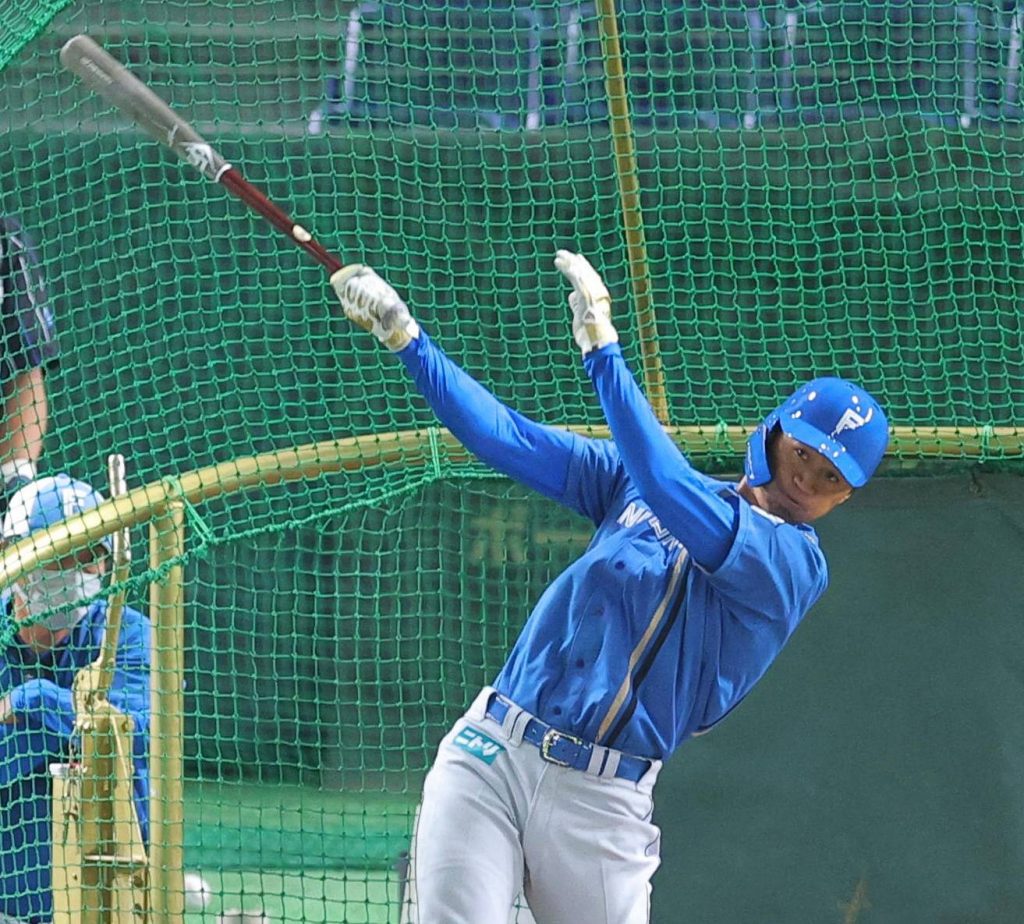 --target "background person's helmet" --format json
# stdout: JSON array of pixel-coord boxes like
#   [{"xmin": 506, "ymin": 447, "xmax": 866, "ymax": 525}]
[
  {"xmin": 744, "ymin": 377, "xmax": 889, "ymax": 489},
  {"xmin": 2, "ymin": 473, "xmax": 112, "ymax": 551}
]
